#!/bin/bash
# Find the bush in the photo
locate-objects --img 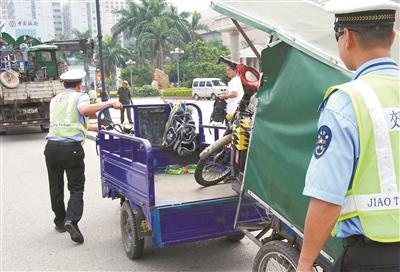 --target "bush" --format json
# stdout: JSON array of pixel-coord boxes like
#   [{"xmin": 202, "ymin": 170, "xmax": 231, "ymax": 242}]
[
  {"xmin": 109, "ymin": 89, "xmax": 118, "ymax": 98},
  {"xmin": 120, "ymin": 64, "xmax": 154, "ymax": 87},
  {"xmin": 134, "ymin": 85, "xmax": 160, "ymax": 97},
  {"xmin": 162, "ymin": 87, "xmax": 192, "ymax": 97}
]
